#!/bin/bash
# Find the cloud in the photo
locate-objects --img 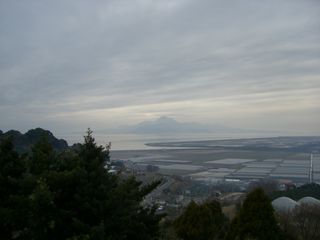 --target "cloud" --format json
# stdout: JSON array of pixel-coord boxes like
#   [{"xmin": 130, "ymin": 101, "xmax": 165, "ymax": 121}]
[{"xmin": 0, "ymin": 0, "xmax": 319, "ymax": 134}]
